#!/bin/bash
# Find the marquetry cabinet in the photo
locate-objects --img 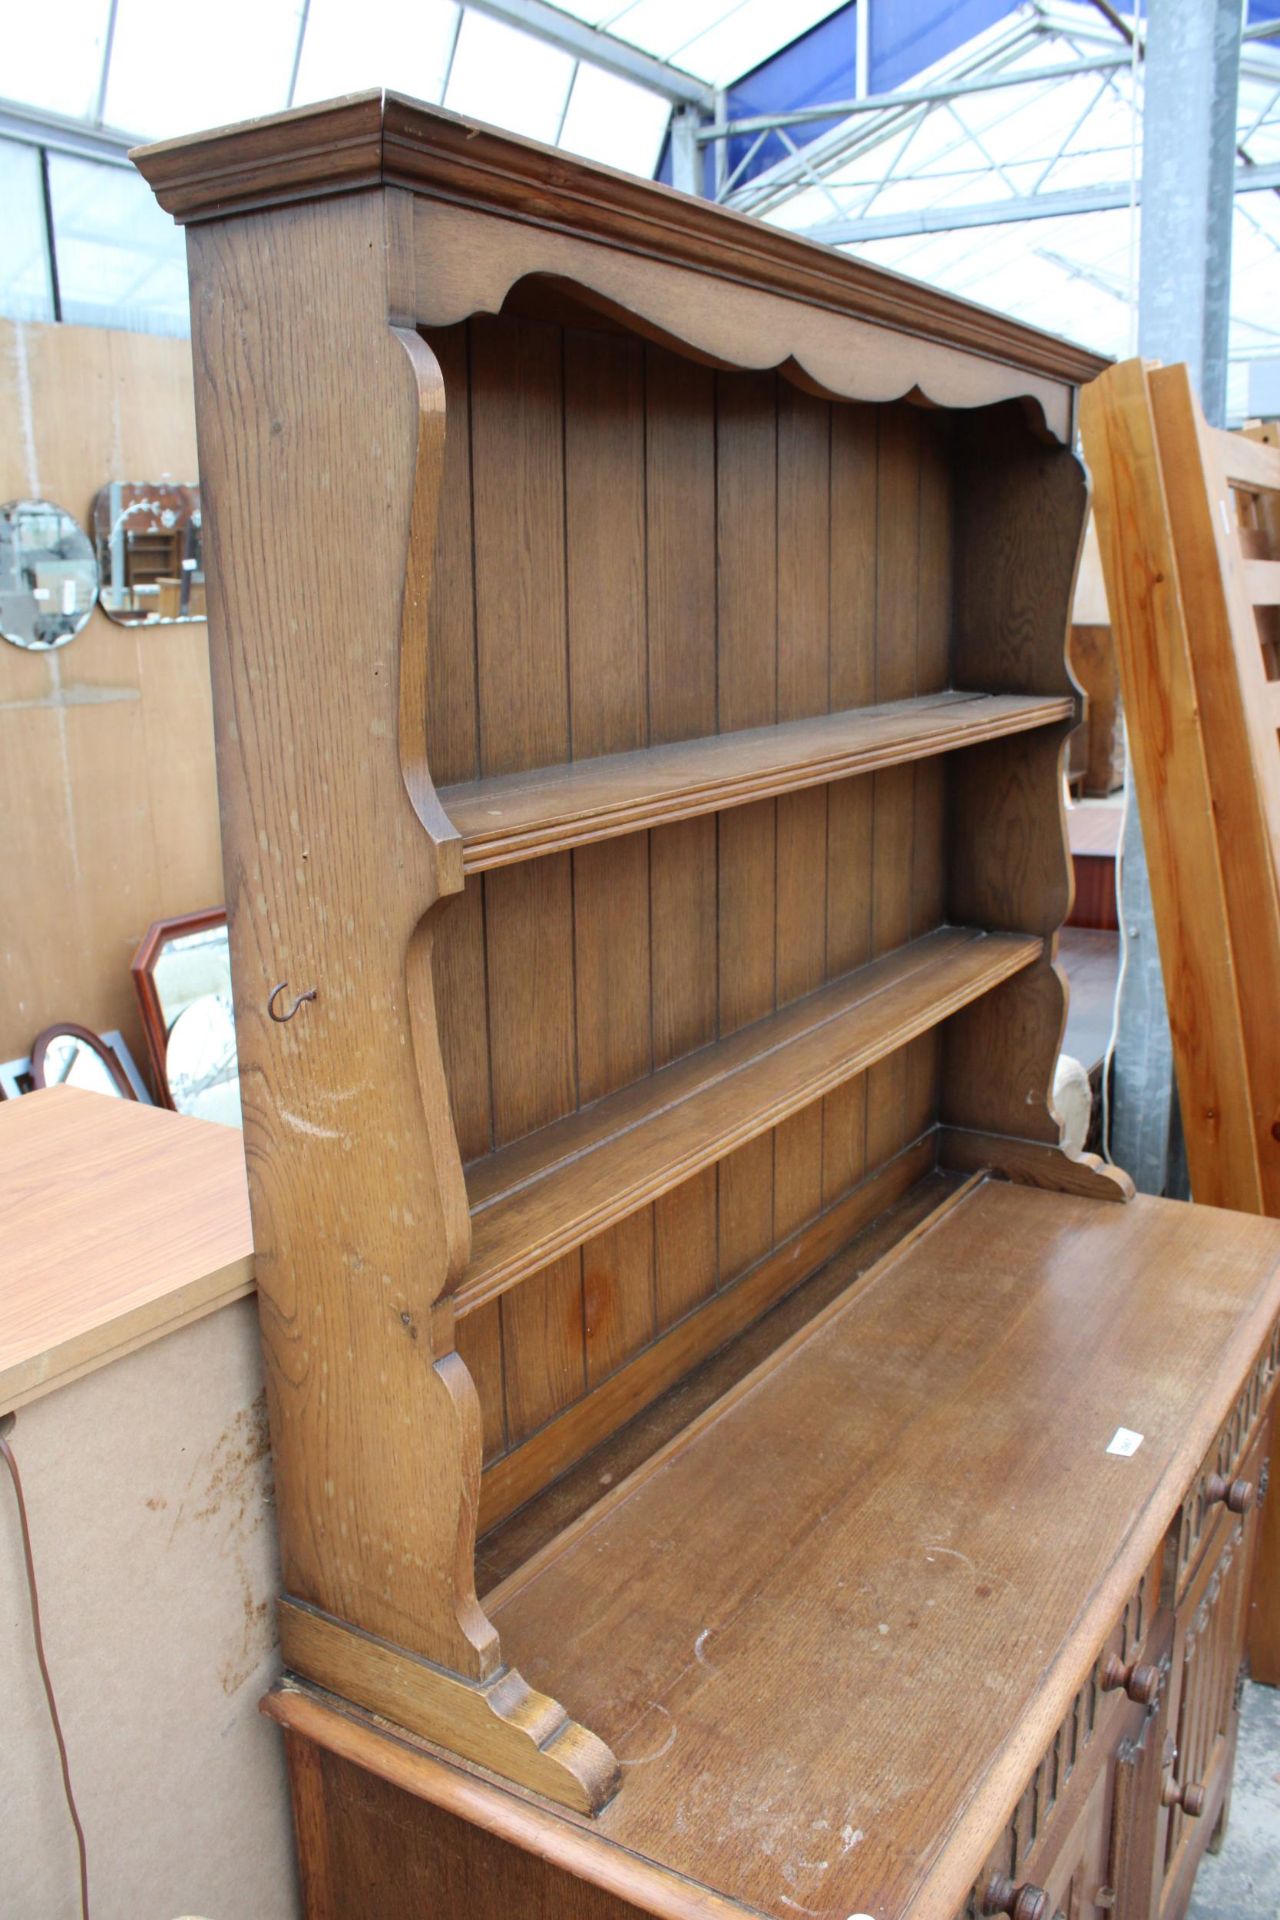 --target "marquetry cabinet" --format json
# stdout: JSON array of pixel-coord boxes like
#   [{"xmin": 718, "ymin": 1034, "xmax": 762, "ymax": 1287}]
[{"xmin": 138, "ymin": 93, "xmax": 1280, "ymax": 1920}]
